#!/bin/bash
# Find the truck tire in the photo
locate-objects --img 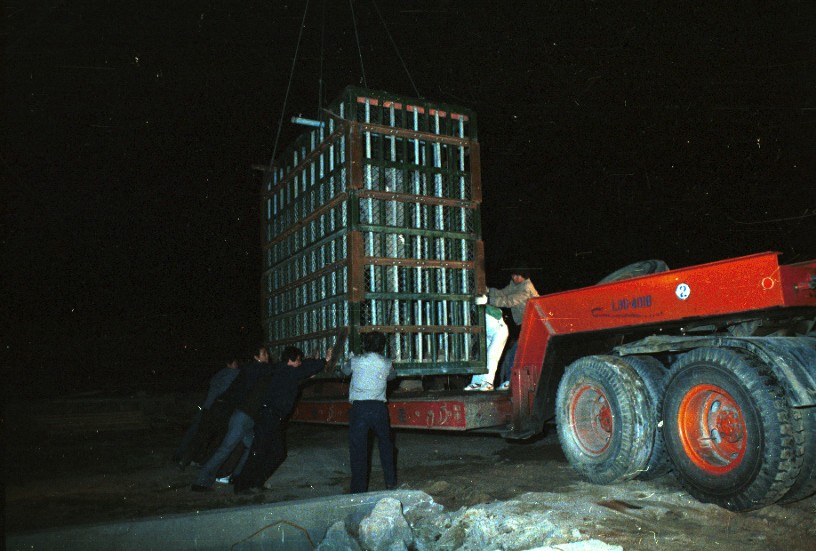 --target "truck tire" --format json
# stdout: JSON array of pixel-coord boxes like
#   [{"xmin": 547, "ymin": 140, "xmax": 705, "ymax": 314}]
[
  {"xmin": 662, "ymin": 347, "xmax": 799, "ymax": 511},
  {"xmin": 778, "ymin": 406, "xmax": 816, "ymax": 504},
  {"xmin": 596, "ymin": 260, "xmax": 669, "ymax": 285},
  {"xmin": 556, "ymin": 355, "xmax": 653, "ymax": 484},
  {"xmin": 625, "ymin": 355, "xmax": 672, "ymax": 480}
]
